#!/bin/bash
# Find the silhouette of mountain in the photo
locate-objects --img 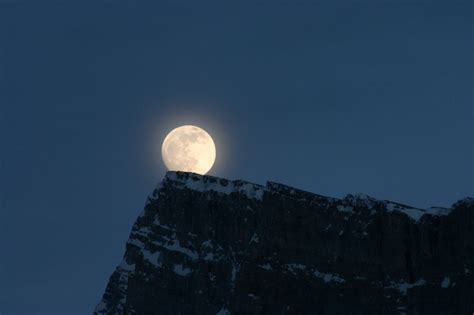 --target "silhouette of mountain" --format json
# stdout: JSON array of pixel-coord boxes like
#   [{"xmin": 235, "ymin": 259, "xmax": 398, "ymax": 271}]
[{"xmin": 95, "ymin": 172, "xmax": 474, "ymax": 314}]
